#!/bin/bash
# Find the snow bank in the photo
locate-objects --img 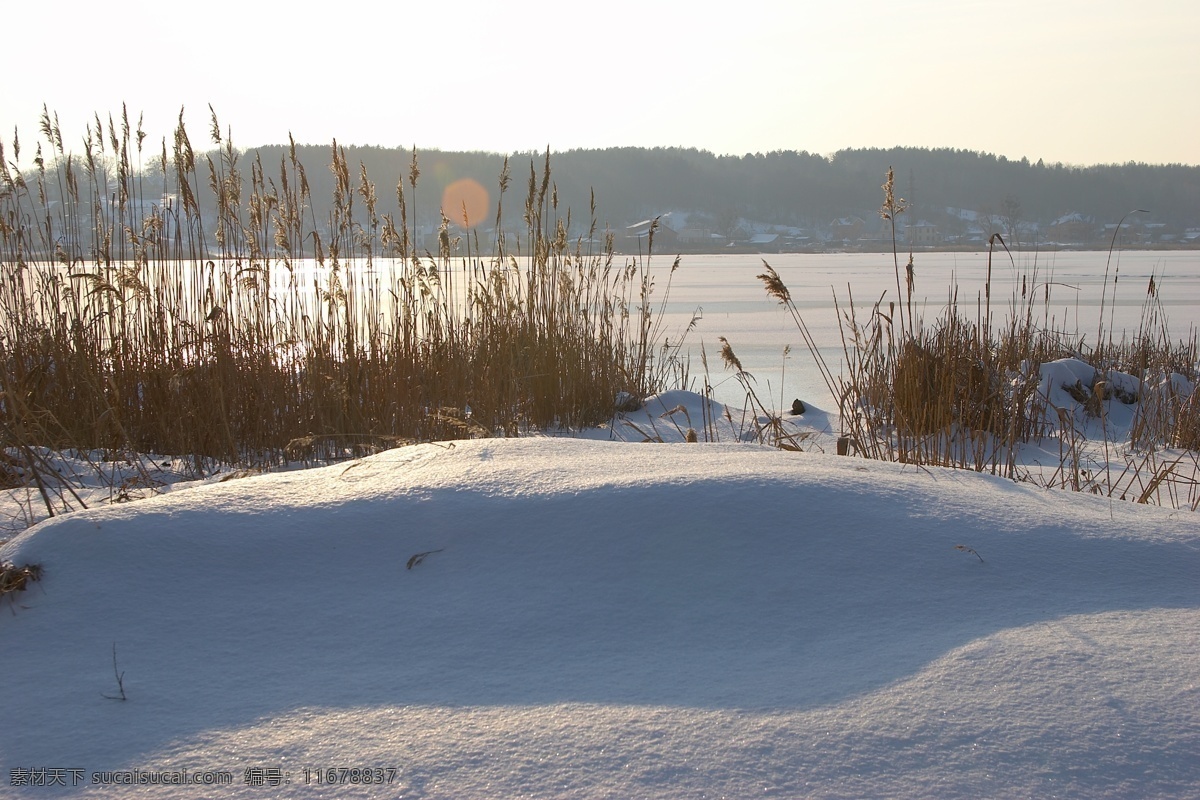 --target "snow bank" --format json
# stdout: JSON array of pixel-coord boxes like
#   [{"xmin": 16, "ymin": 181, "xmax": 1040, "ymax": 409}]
[{"xmin": 2, "ymin": 438, "xmax": 1198, "ymax": 798}]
